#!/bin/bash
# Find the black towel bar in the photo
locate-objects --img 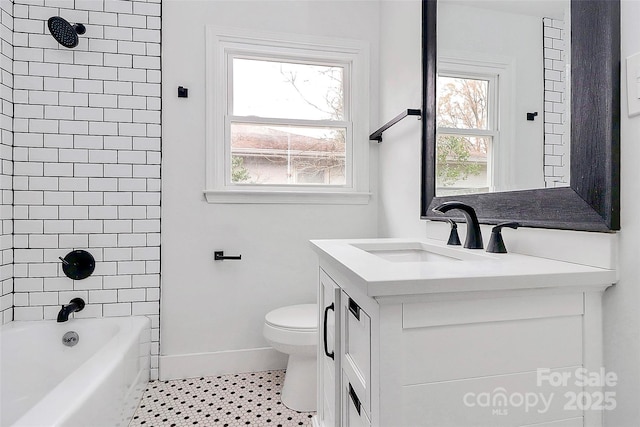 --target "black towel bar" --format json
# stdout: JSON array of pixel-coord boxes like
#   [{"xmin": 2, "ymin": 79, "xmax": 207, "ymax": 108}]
[{"xmin": 369, "ymin": 109, "xmax": 421, "ymax": 142}]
